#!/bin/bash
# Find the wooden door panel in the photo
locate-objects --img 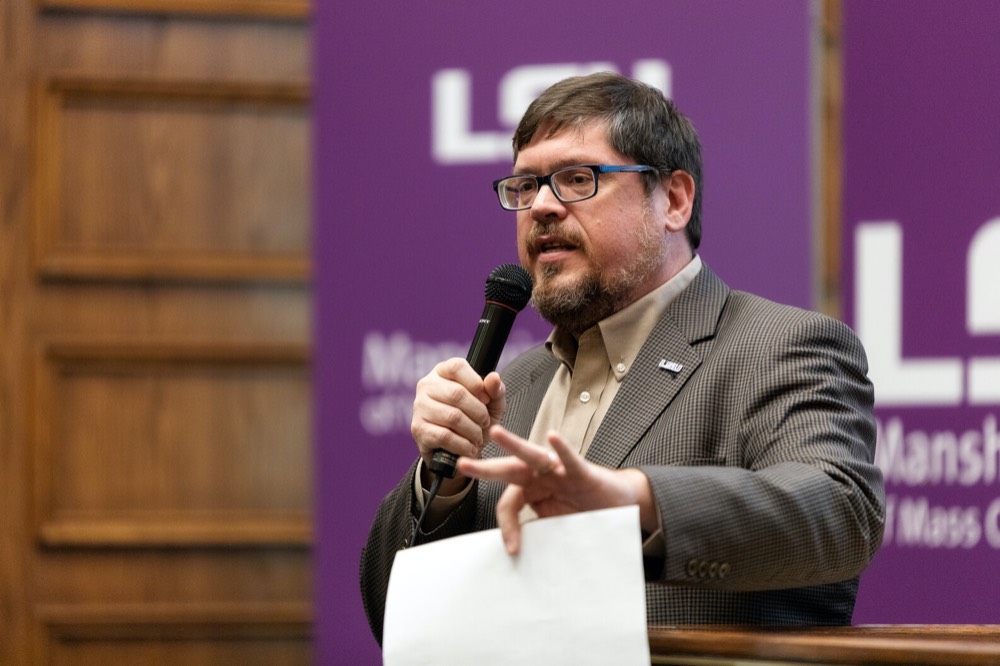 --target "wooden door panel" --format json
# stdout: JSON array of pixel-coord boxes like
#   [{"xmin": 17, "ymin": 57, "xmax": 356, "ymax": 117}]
[
  {"xmin": 34, "ymin": 343, "xmax": 311, "ymax": 547},
  {"xmin": 35, "ymin": 78, "xmax": 310, "ymax": 283},
  {"xmin": 39, "ymin": 601, "xmax": 311, "ymax": 666},
  {"xmin": 33, "ymin": 287, "xmax": 310, "ymax": 340},
  {"xmin": 33, "ymin": 552, "xmax": 312, "ymax": 604}
]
